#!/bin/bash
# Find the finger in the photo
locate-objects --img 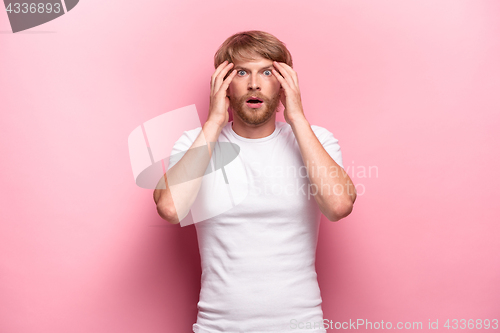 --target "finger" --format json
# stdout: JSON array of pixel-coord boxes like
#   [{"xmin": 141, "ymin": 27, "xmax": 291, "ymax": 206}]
[
  {"xmin": 271, "ymin": 68, "xmax": 292, "ymax": 93},
  {"xmin": 272, "ymin": 62, "xmax": 295, "ymax": 90},
  {"xmin": 213, "ymin": 62, "xmax": 234, "ymax": 93},
  {"xmin": 273, "ymin": 61, "xmax": 299, "ymax": 89},
  {"xmin": 211, "ymin": 61, "xmax": 231, "ymax": 92},
  {"xmin": 211, "ymin": 60, "xmax": 229, "ymax": 90},
  {"xmin": 211, "ymin": 60, "xmax": 226, "ymax": 91},
  {"xmin": 217, "ymin": 69, "xmax": 237, "ymax": 96},
  {"xmin": 274, "ymin": 61, "xmax": 299, "ymax": 88}
]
